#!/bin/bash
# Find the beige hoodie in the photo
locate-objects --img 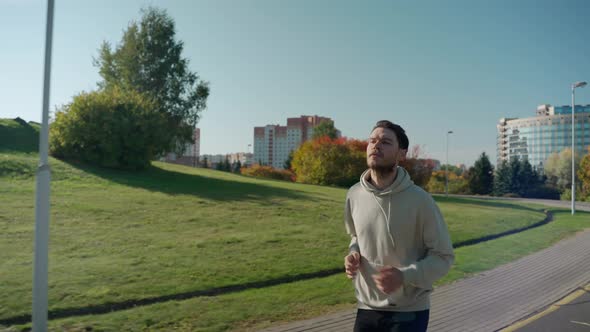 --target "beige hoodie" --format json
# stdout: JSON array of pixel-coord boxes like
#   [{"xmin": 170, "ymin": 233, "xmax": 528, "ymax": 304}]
[{"xmin": 345, "ymin": 167, "xmax": 454, "ymax": 312}]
